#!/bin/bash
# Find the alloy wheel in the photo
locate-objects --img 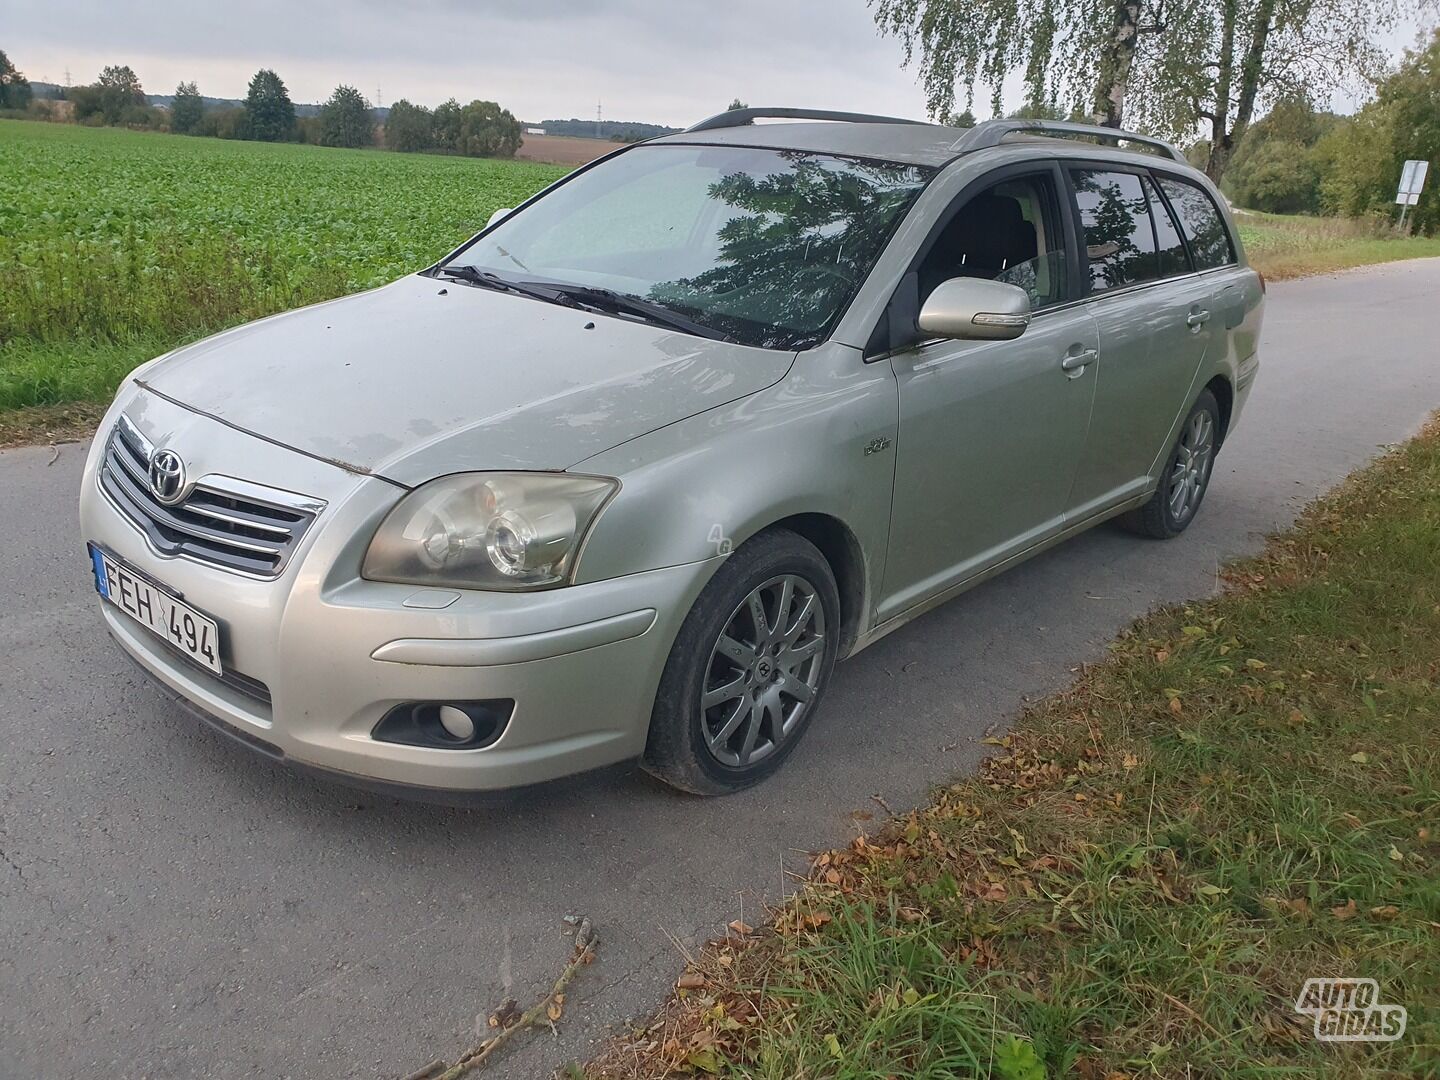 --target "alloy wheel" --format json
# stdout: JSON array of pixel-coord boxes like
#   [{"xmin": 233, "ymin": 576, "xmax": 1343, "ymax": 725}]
[
  {"xmin": 699, "ymin": 574, "xmax": 826, "ymax": 768},
  {"xmin": 1168, "ymin": 408, "xmax": 1216, "ymax": 523}
]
